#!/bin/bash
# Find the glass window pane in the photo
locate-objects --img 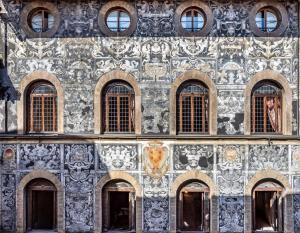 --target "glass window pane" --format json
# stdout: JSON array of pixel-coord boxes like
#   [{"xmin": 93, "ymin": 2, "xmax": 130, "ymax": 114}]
[
  {"xmin": 47, "ymin": 14, "xmax": 55, "ymax": 30},
  {"xmin": 31, "ymin": 13, "xmax": 43, "ymax": 32},
  {"xmin": 181, "ymin": 9, "xmax": 205, "ymax": 32},
  {"xmin": 266, "ymin": 11, "xmax": 278, "ymax": 32},
  {"xmin": 106, "ymin": 9, "xmax": 131, "ymax": 32},
  {"xmin": 256, "ymin": 9, "xmax": 278, "ymax": 32}
]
